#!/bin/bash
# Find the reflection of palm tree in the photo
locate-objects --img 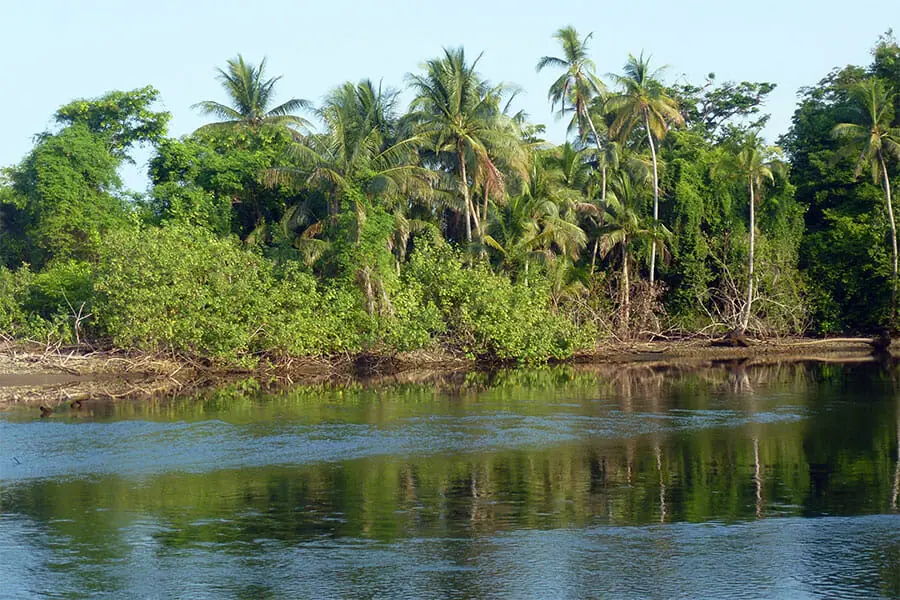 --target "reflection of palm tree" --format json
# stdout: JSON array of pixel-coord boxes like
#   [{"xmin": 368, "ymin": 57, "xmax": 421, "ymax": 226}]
[
  {"xmin": 754, "ymin": 437, "xmax": 763, "ymax": 518},
  {"xmin": 893, "ymin": 403, "xmax": 900, "ymax": 510}
]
